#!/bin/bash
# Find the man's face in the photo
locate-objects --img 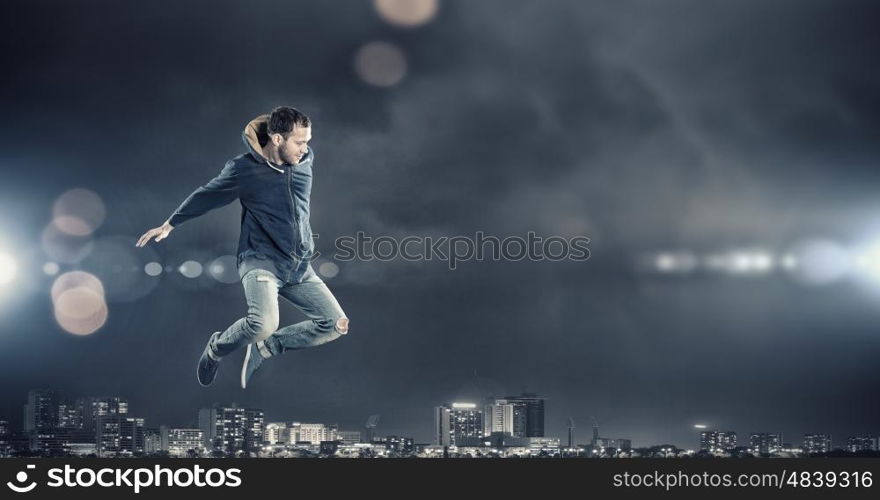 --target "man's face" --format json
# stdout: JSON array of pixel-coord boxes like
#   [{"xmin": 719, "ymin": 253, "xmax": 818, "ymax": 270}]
[{"xmin": 276, "ymin": 125, "xmax": 312, "ymax": 165}]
